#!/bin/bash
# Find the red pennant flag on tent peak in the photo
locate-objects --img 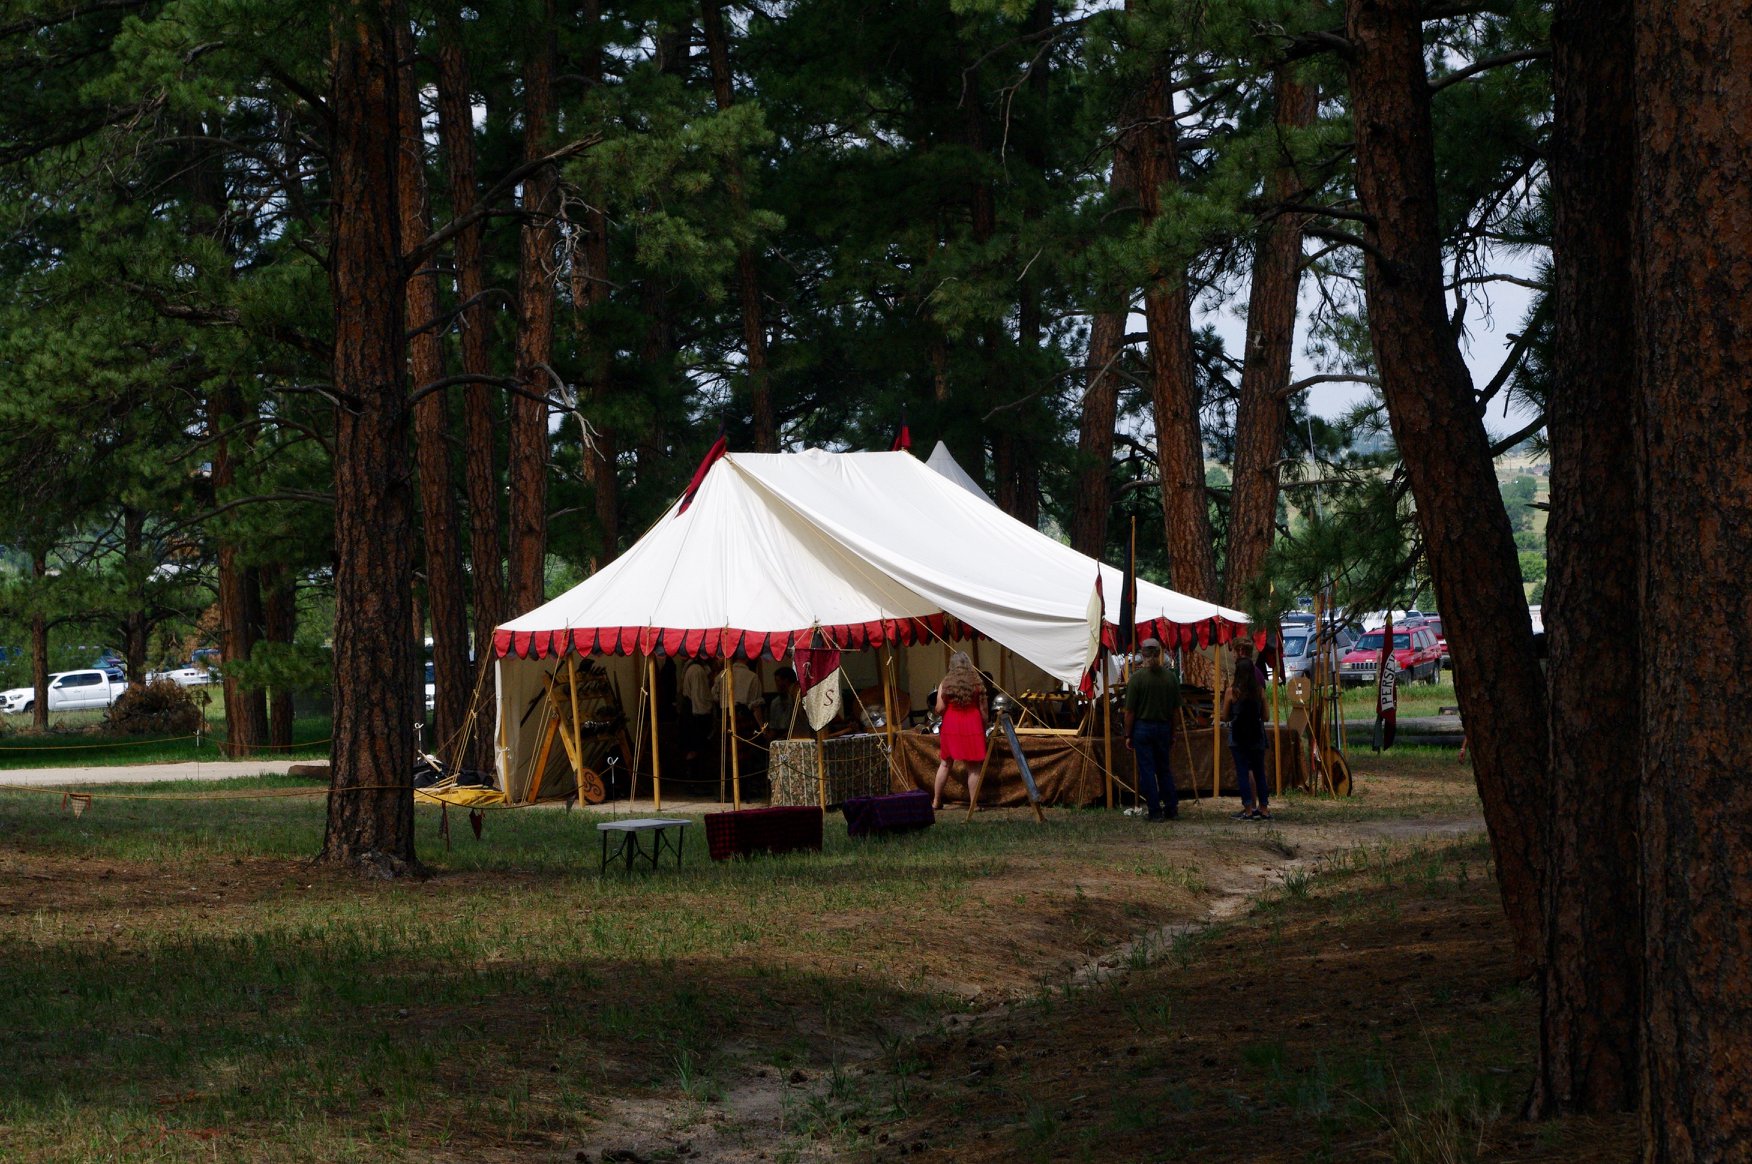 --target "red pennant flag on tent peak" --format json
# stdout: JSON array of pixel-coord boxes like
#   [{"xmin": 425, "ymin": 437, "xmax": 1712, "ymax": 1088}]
[
  {"xmin": 677, "ymin": 432, "xmax": 728, "ymax": 515},
  {"xmin": 889, "ymin": 423, "xmax": 912, "ymax": 452}
]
